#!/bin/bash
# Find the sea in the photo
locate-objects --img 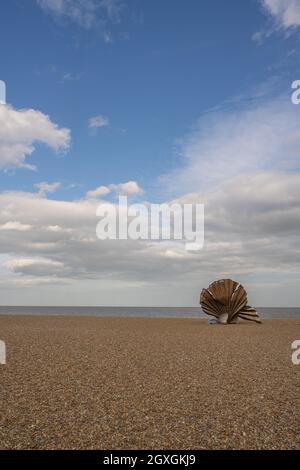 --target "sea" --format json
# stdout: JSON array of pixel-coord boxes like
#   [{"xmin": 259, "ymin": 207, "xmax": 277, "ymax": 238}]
[{"xmin": 0, "ymin": 306, "xmax": 299, "ymax": 319}]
